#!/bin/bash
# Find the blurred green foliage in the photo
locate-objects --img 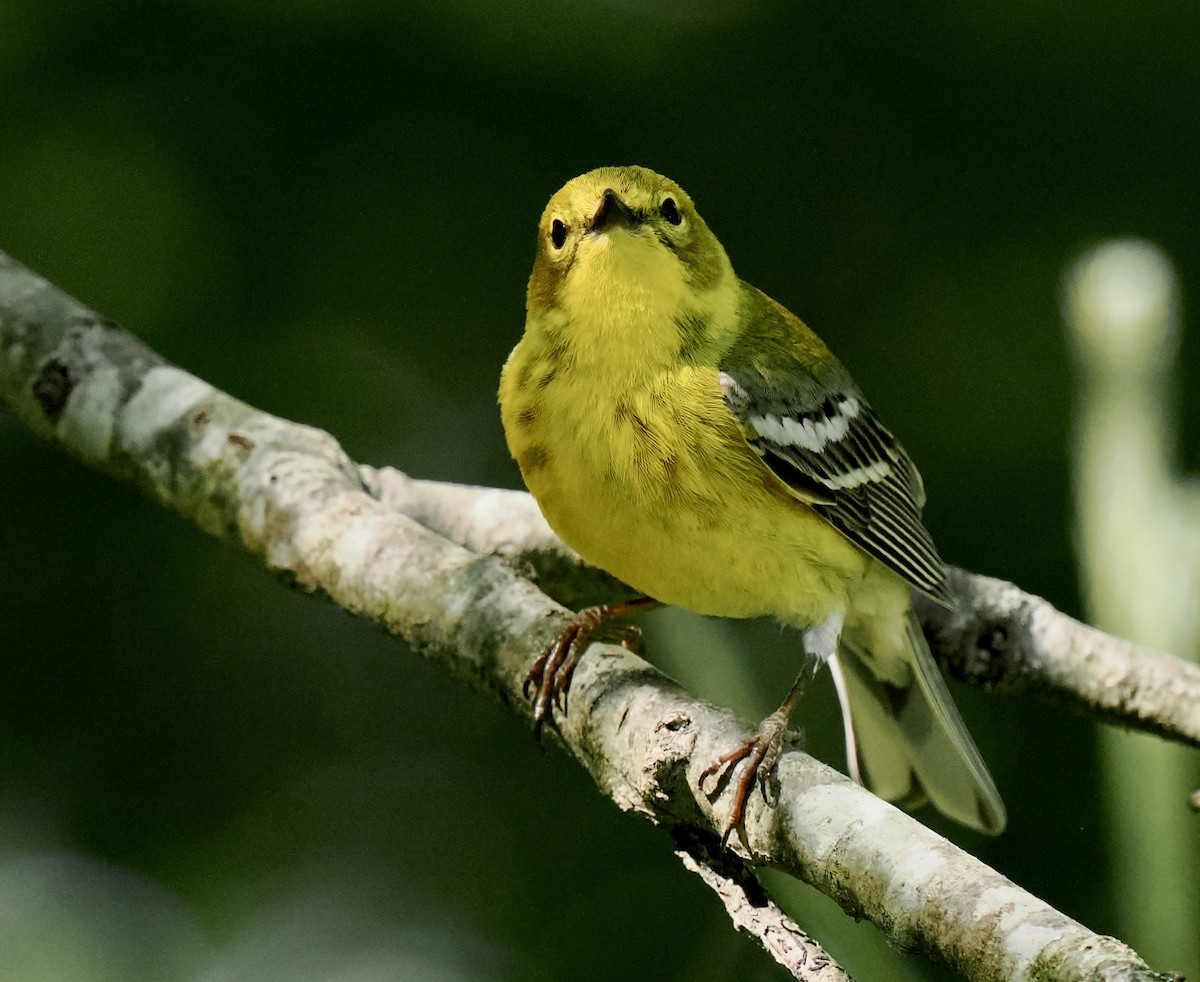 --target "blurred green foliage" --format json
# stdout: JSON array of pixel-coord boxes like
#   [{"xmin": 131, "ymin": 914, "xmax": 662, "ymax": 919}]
[{"xmin": 2, "ymin": 1, "xmax": 1198, "ymax": 978}]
